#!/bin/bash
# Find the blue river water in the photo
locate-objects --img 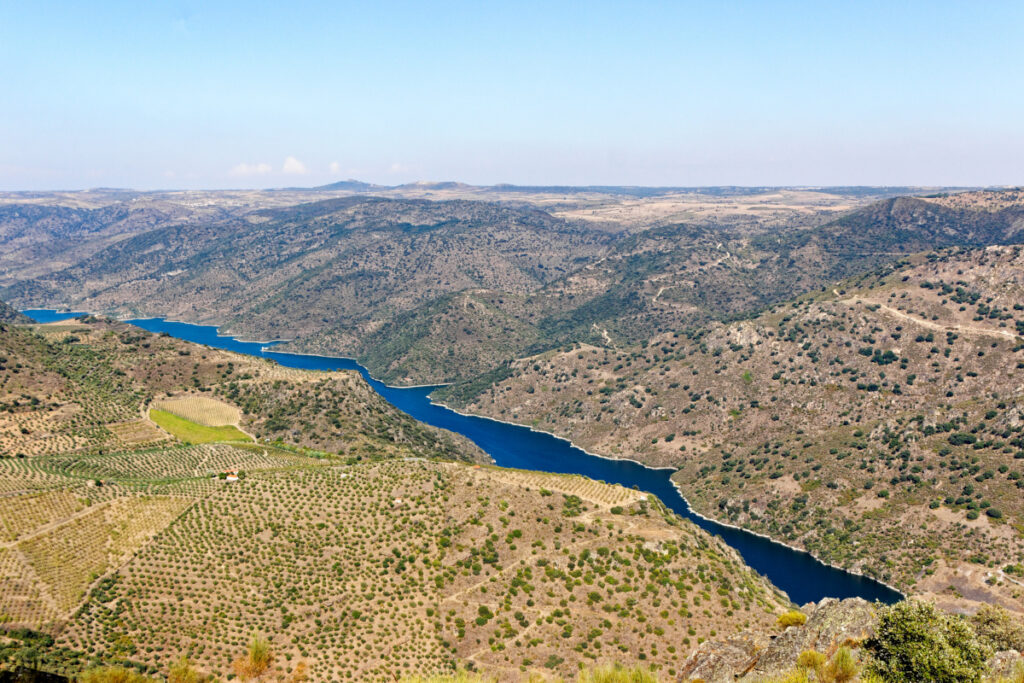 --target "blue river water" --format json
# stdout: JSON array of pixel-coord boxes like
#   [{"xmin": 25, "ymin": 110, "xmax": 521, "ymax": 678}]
[{"xmin": 24, "ymin": 309, "xmax": 902, "ymax": 605}]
